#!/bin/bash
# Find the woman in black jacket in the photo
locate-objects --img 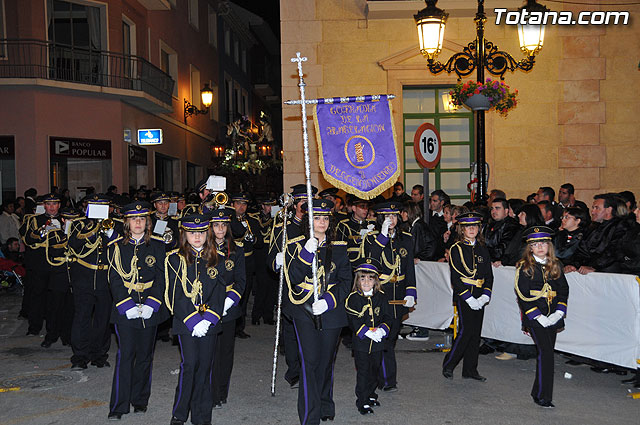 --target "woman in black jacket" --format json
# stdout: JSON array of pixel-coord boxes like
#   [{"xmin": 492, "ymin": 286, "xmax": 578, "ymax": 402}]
[
  {"xmin": 554, "ymin": 207, "xmax": 589, "ymax": 266},
  {"xmin": 284, "ymin": 199, "xmax": 351, "ymax": 424}
]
